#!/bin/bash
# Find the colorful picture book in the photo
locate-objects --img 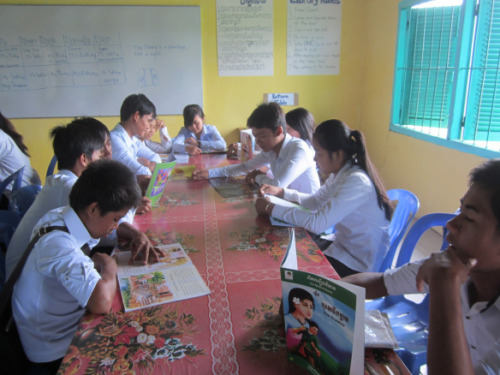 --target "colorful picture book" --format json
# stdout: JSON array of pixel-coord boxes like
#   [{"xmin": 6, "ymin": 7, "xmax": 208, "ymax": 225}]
[
  {"xmin": 145, "ymin": 161, "xmax": 176, "ymax": 206},
  {"xmin": 240, "ymin": 128, "xmax": 255, "ymax": 161},
  {"xmin": 116, "ymin": 243, "xmax": 210, "ymax": 312},
  {"xmin": 170, "ymin": 165, "xmax": 196, "ymax": 180},
  {"xmin": 281, "ymin": 228, "xmax": 365, "ymax": 375}
]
